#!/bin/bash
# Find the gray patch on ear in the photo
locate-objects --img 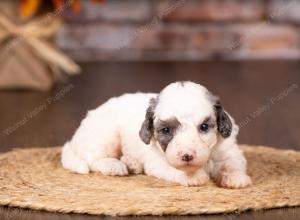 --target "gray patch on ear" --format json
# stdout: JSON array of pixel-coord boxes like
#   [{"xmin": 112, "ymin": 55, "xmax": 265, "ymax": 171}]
[
  {"xmin": 214, "ymin": 101, "xmax": 232, "ymax": 138},
  {"xmin": 205, "ymin": 90, "xmax": 232, "ymax": 138},
  {"xmin": 139, "ymin": 97, "xmax": 158, "ymax": 144}
]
